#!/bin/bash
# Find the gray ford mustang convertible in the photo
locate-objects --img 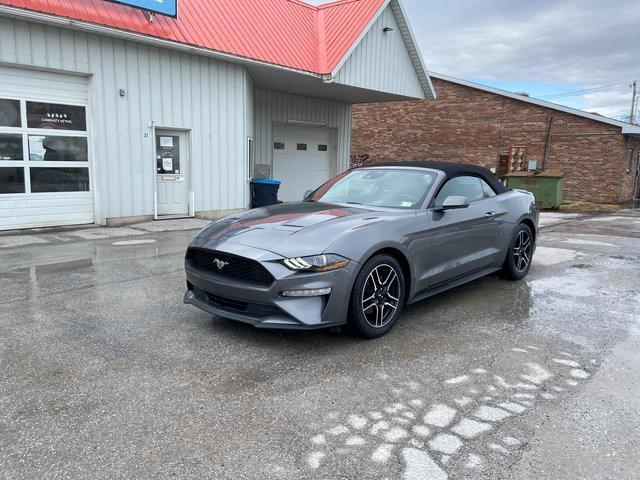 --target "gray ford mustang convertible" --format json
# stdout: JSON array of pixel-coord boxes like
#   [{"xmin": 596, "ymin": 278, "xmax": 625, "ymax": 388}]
[{"xmin": 184, "ymin": 161, "xmax": 538, "ymax": 338}]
